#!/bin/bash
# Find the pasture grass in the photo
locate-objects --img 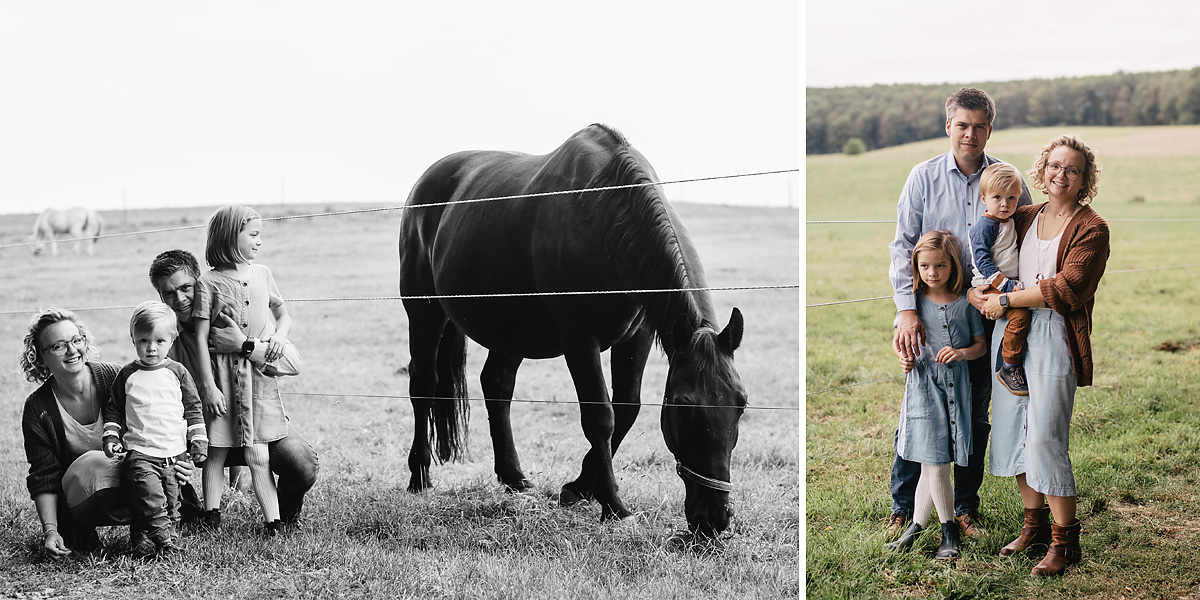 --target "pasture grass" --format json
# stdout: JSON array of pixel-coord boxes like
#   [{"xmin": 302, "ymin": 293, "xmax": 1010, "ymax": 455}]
[
  {"xmin": 807, "ymin": 126, "xmax": 1200, "ymax": 599},
  {"xmin": 0, "ymin": 200, "xmax": 799, "ymax": 599}
]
